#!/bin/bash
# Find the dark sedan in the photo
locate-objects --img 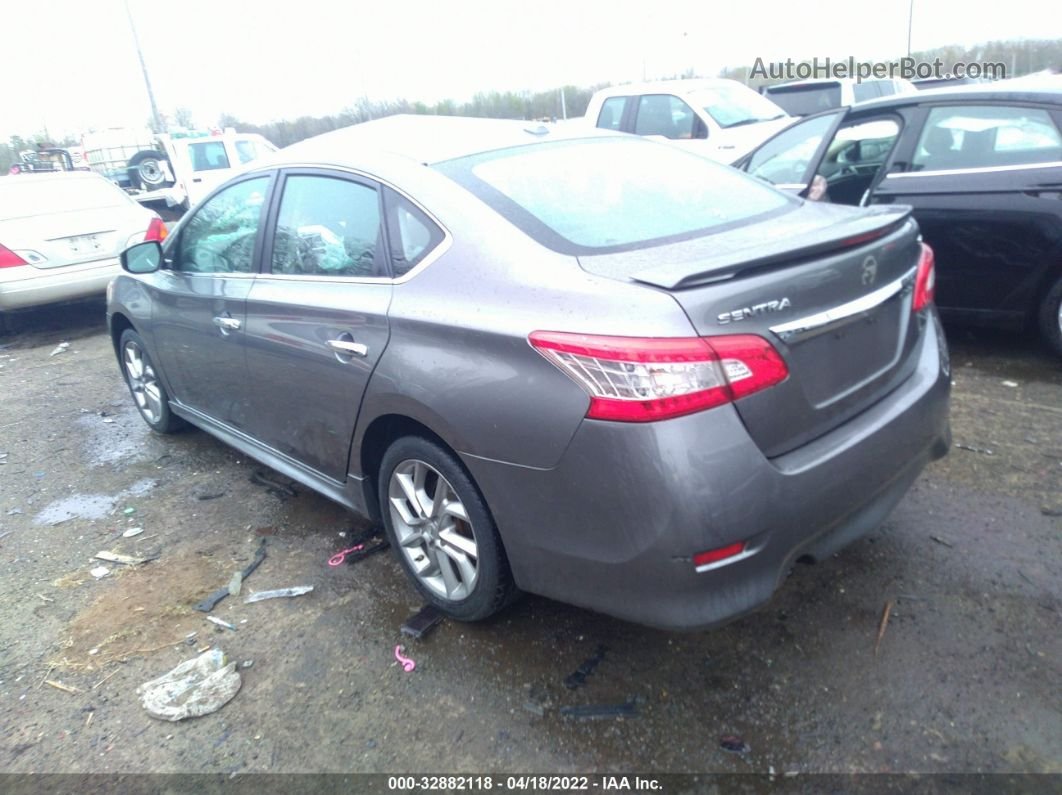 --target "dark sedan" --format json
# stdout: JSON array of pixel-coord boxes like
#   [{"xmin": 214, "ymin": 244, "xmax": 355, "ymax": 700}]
[
  {"xmin": 108, "ymin": 116, "xmax": 950, "ymax": 630},
  {"xmin": 738, "ymin": 85, "xmax": 1062, "ymax": 356}
]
